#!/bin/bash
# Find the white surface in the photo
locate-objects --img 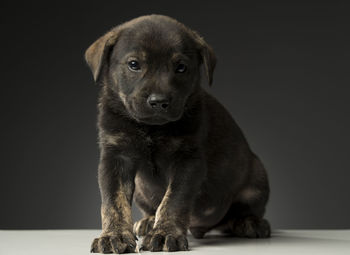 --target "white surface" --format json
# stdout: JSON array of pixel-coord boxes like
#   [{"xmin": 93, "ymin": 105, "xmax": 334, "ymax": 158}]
[{"xmin": 0, "ymin": 230, "xmax": 349, "ymax": 255}]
